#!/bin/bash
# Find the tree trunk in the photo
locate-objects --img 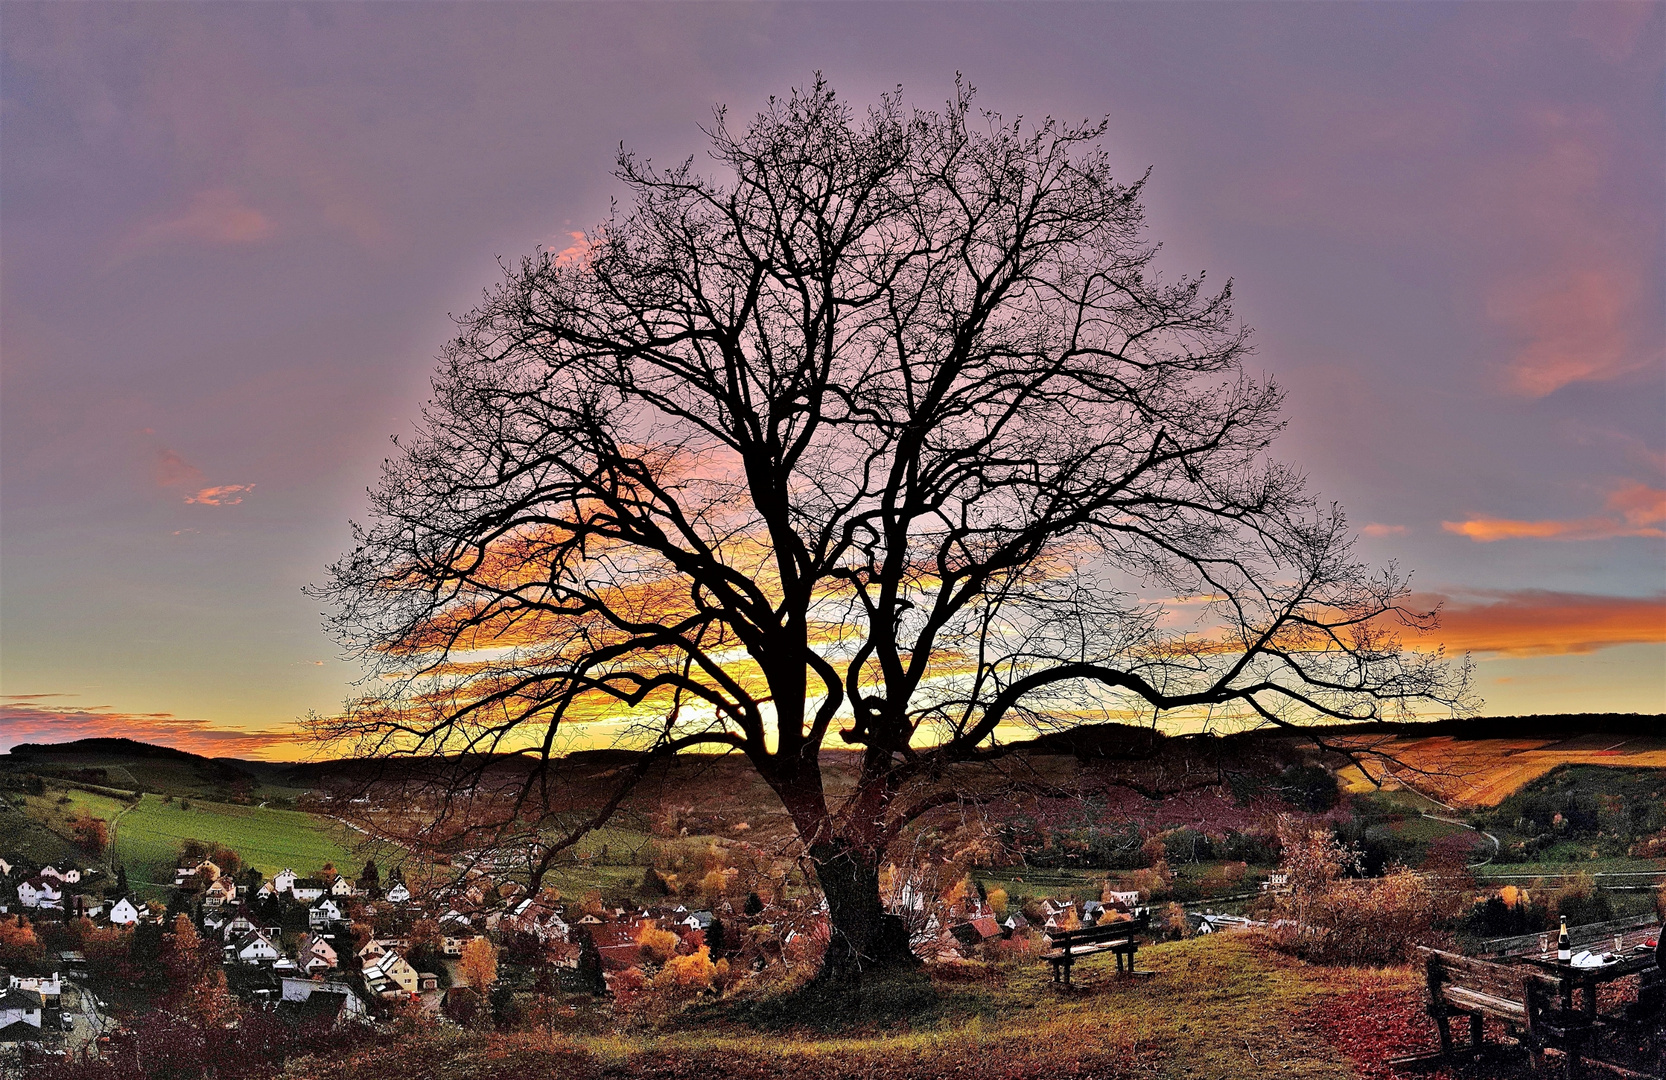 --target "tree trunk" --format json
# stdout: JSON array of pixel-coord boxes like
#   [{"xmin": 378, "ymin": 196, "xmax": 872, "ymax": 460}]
[{"xmin": 809, "ymin": 838, "xmax": 919, "ymax": 986}]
